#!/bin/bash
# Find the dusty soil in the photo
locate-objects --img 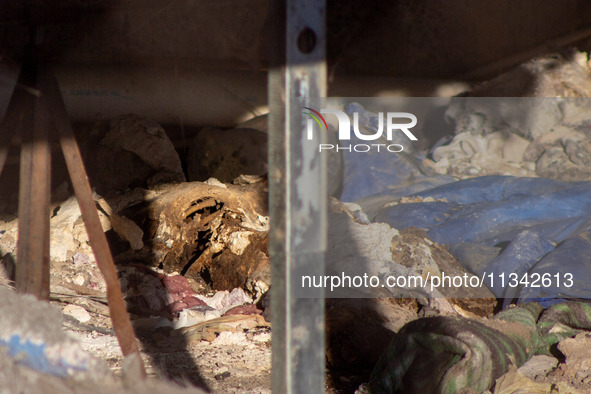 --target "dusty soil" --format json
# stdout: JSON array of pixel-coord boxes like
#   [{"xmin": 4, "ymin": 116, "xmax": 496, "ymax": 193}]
[{"xmin": 47, "ymin": 257, "xmax": 273, "ymax": 393}]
